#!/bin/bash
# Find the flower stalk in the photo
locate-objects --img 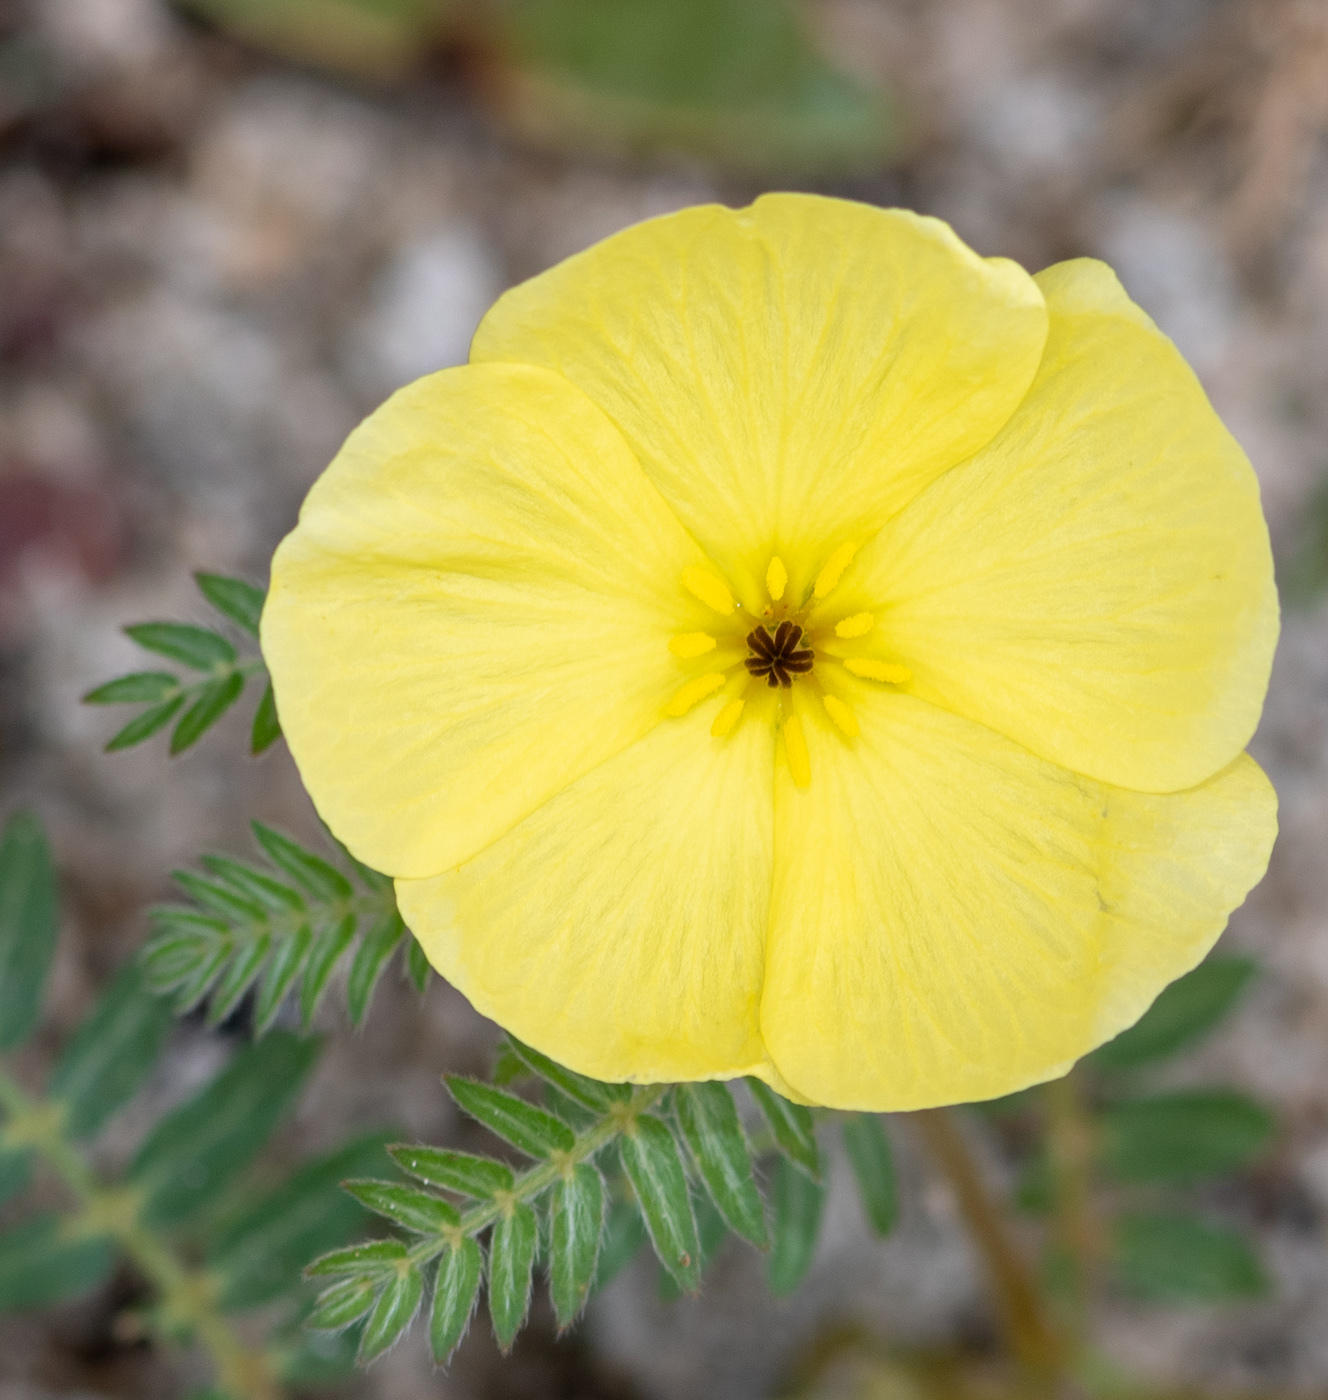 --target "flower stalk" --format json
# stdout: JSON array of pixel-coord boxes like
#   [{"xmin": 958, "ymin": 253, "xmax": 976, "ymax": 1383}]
[{"xmin": 0, "ymin": 1064, "xmax": 281, "ymax": 1400}]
